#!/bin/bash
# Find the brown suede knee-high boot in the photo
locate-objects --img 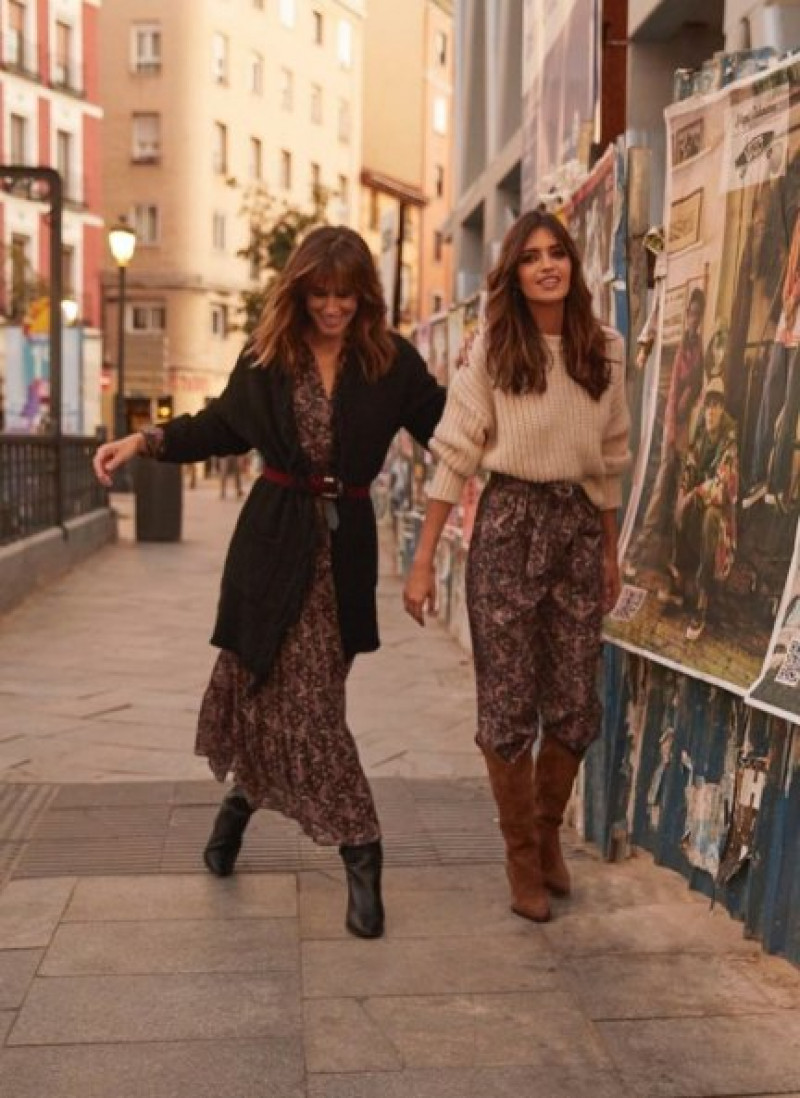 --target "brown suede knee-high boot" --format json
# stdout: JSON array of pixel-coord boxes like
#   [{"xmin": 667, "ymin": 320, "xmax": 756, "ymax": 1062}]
[
  {"xmin": 533, "ymin": 736, "xmax": 582, "ymax": 896},
  {"xmin": 481, "ymin": 746, "xmax": 550, "ymax": 923}
]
